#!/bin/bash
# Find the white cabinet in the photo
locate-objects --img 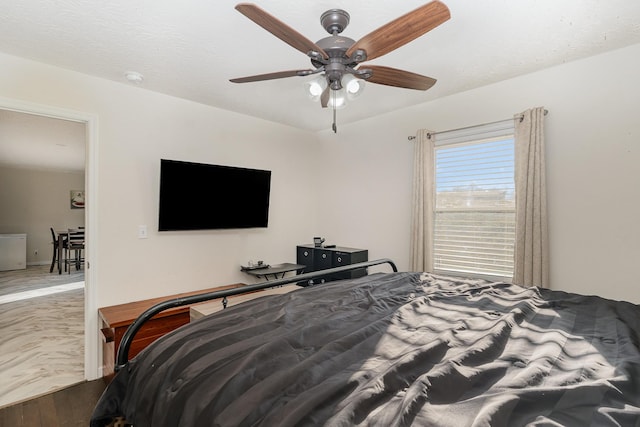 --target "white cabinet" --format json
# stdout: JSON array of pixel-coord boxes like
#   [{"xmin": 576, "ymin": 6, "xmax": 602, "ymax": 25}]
[{"xmin": 0, "ymin": 234, "xmax": 27, "ymax": 271}]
